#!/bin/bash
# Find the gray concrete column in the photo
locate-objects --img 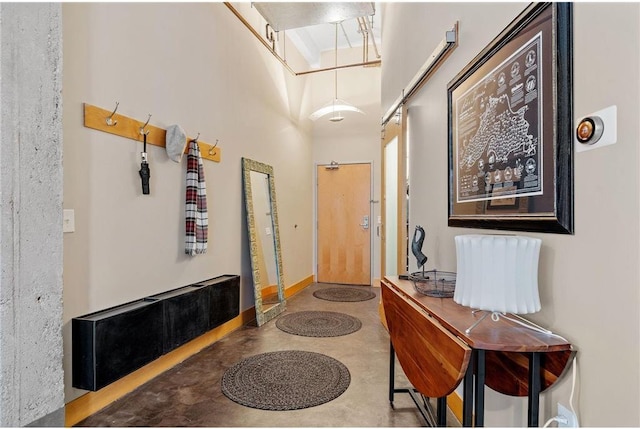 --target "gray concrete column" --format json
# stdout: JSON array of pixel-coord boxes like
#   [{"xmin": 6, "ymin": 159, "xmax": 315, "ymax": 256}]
[{"xmin": 0, "ymin": 3, "xmax": 65, "ymax": 426}]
